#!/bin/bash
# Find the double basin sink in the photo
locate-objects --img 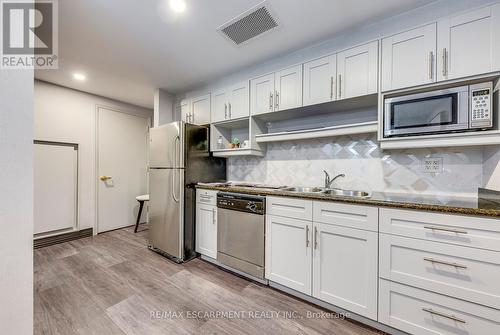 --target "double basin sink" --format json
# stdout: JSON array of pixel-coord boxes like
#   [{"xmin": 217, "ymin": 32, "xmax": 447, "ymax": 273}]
[{"xmin": 280, "ymin": 186, "xmax": 370, "ymax": 198}]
